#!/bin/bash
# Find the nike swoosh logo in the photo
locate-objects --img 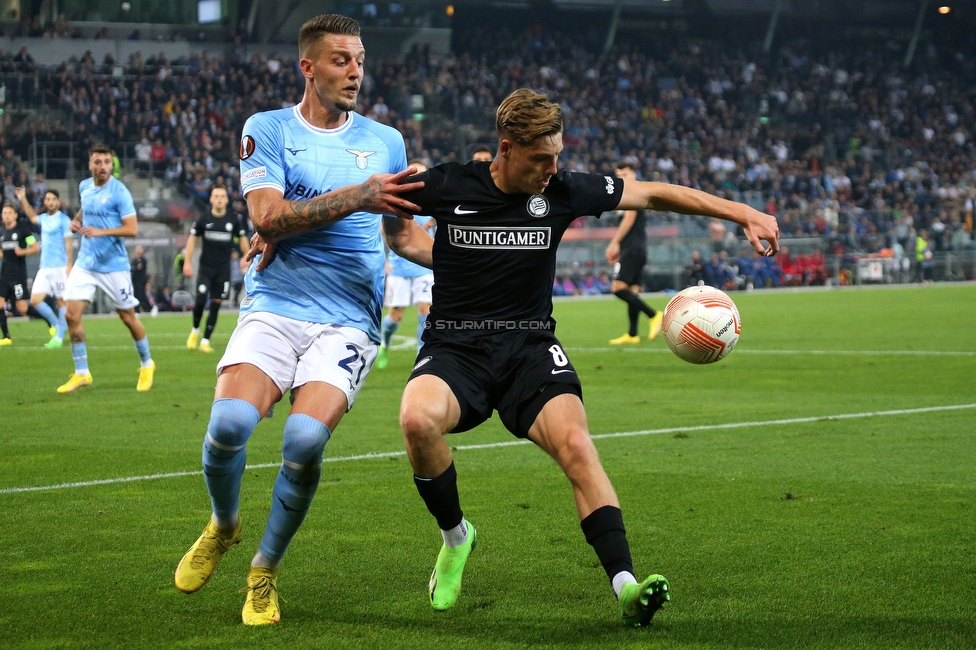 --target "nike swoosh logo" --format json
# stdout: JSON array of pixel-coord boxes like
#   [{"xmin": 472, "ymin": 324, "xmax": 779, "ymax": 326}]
[
  {"xmin": 454, "ymin": 205, "xmax": 477, "ymax": 215},
  {"xmin": 551, "ymin": 369, "xmax": 574, "ymax": 375}
]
